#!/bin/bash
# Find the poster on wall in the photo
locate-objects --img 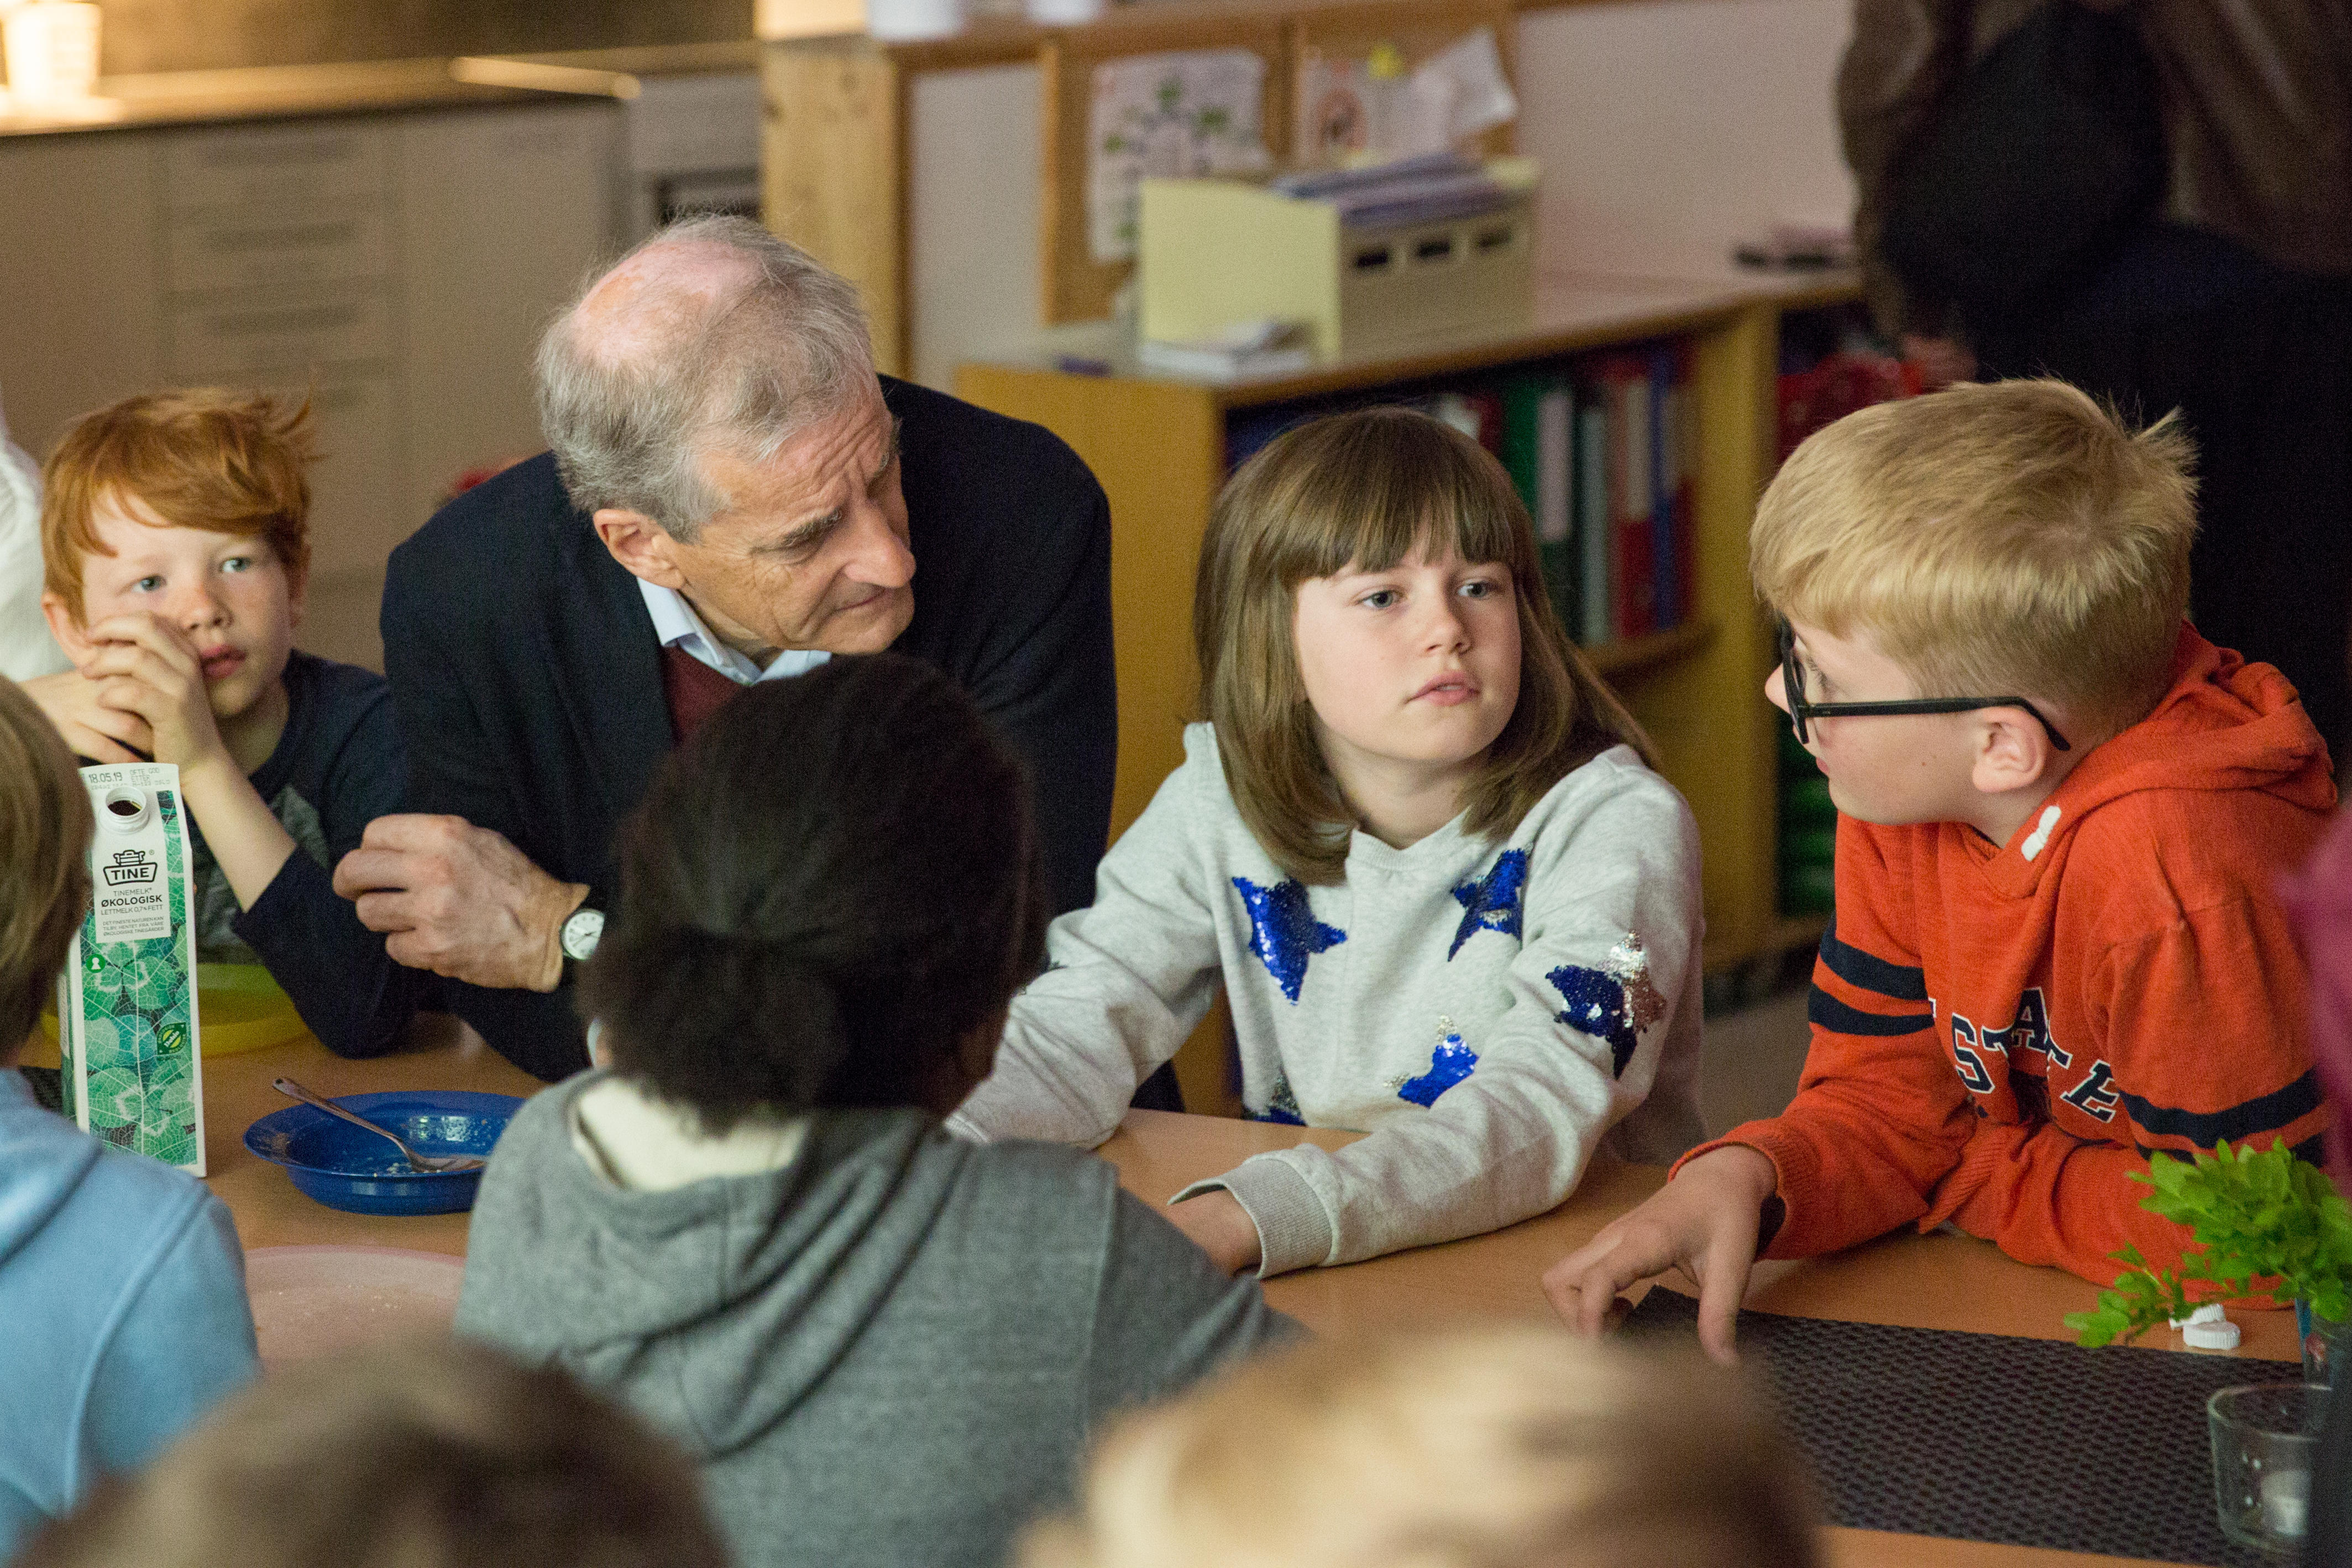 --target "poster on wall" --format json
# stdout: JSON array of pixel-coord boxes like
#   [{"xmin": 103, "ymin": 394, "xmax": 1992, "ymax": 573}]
[
  {"xmin": 1294, "ymin": 27, "xmax": 1520, "ymax": 170},
  {"xmin": 1088, "ymin": 49, "xmax": 1271, "ymax": 264}
]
